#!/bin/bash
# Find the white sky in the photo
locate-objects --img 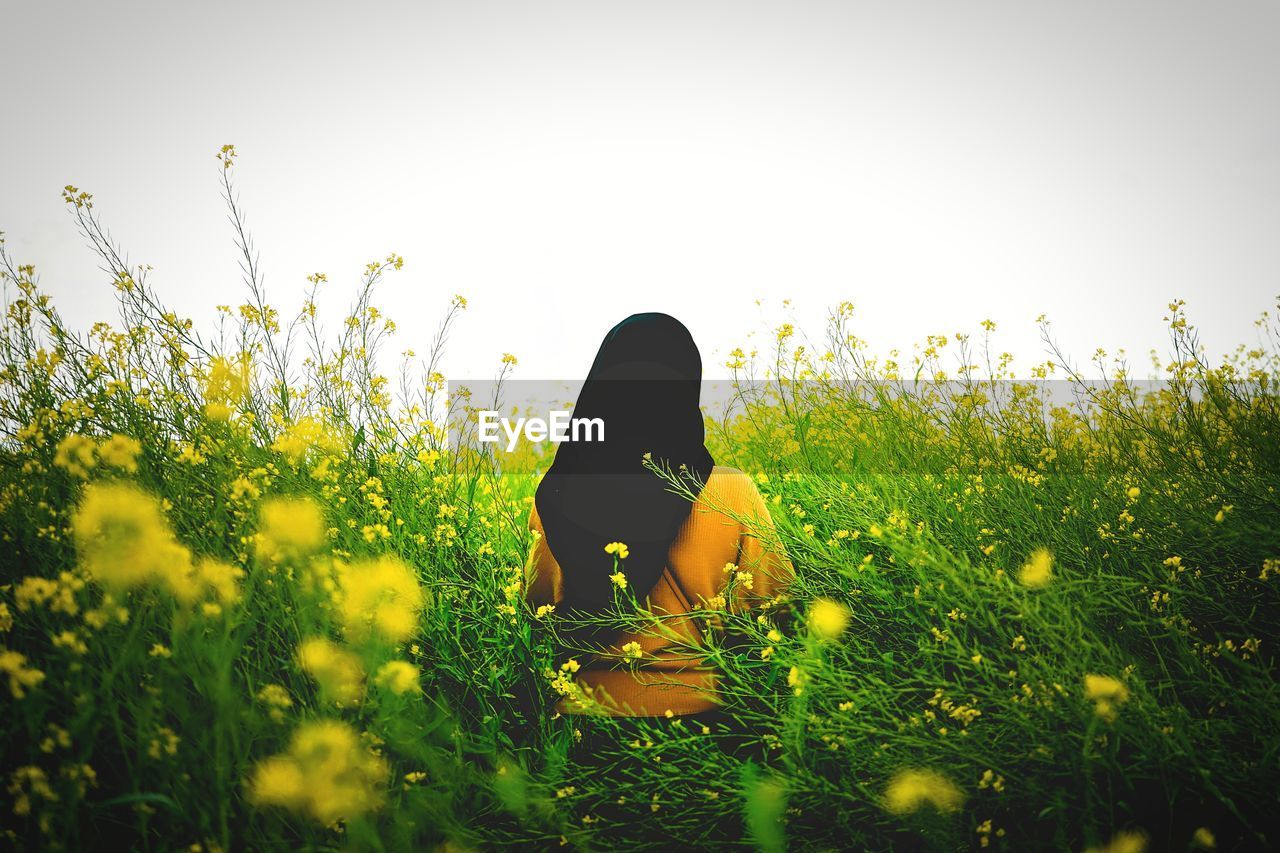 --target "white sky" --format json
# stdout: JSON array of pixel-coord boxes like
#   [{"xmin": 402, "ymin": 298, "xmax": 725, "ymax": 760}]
[{"xmin": 2, "ymin": 1, "xmax": 1277, "ymax": 381}]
